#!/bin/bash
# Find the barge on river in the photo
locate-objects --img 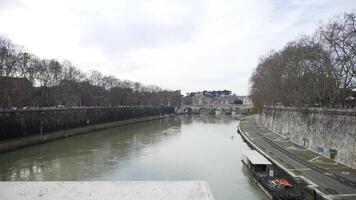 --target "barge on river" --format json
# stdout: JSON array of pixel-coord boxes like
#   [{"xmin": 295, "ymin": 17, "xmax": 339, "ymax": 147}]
[{"xmin": 242, "ymin": 149, "xmax": 303, "ymax": 200}]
